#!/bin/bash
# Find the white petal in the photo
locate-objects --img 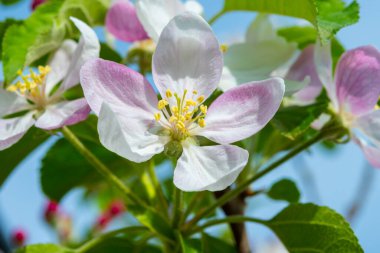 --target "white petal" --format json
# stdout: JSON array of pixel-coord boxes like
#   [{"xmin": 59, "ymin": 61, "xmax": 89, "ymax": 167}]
[
  {"xmin": 45, "ymin": 40, "xmax": 78, "ymax": 96},
  {"xmin": 136, "ymin": 0, "xmax": 186, "ymax": 42},
  {"xmin": 184, "ymin": 0, "xmax": 203, "ymax": 15},
  {"xmin": 35, "ymin": 98, "xmax": 90, "ymax": 130},
  {"xmin": 0, "ymin": 112, "xmax": 35, "ymax": 150},
  {"xmin": 152, "ymin": 12, "xmax": 223, "ymax": 100},
  {"xmin": 220, "ymin": 40, "xmax": 295, "ymax": 91},
  {"xmin": 0, "ymin": 88, "xmax": 30, "ymax": 117},
  {"xmin": 245, "ymin": 14, "xmax": 277, "ymax": 43},
  {"xmin": 98, "ymin": 103, "xmax": 169, "ymax": 163},
  {"xmin": 58, "ymin": 17, "xmax": 100, "ymax": 93},
  {"xmin": 354, "ymin": 110, "xmax": 380, "ymax": 146},
  {"xmin": 174, "ymin": 144, "xmax": 249, "ymax": 192},
  {"xmin": 196, "ymin": 78, "xmax": 285, "ymax": 144}
]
